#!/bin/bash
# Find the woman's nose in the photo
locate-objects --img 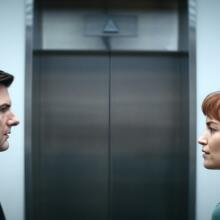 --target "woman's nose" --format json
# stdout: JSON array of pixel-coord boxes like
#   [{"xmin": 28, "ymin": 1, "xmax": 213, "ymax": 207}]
[{"xmin": 198, "ymin": 134, "xmax": 208, "ymax": 146}]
